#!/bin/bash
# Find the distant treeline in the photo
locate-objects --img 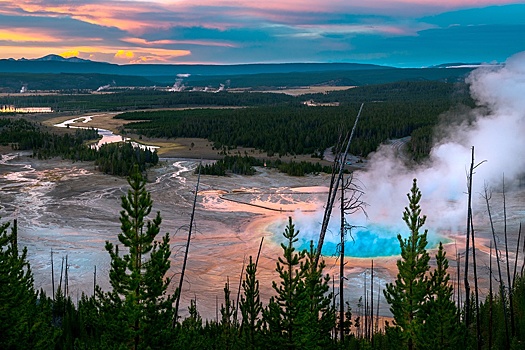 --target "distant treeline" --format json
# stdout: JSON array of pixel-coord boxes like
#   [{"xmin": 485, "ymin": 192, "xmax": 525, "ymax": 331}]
[
  {"xmin": 1, "ymin": 81, "xmax": 476, "ymax": 162},
  {"xmin": 0, "ymin": 118, "xmax": 158, "ymax": 176},
  {"xmin": 180, "ymin": 67, "xmax": 473, "ymax": 89},
  {"xmin": 0, "ymin": 89, "xmax": 296, "ymax": 113},
  {"xmin": 0, "ymin": 64, "xmax": 473, "ymax": 91},
  {"xmin": 0, "ymin": 72, "xmax": 156, "ymax": 93},
  {"xmin": 196, "ymin": 155, "xmax": 333, "ymax": 176},
  {"xmin": 116, "ymin": 81, "xmax": 474, "ymax": 160}
]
